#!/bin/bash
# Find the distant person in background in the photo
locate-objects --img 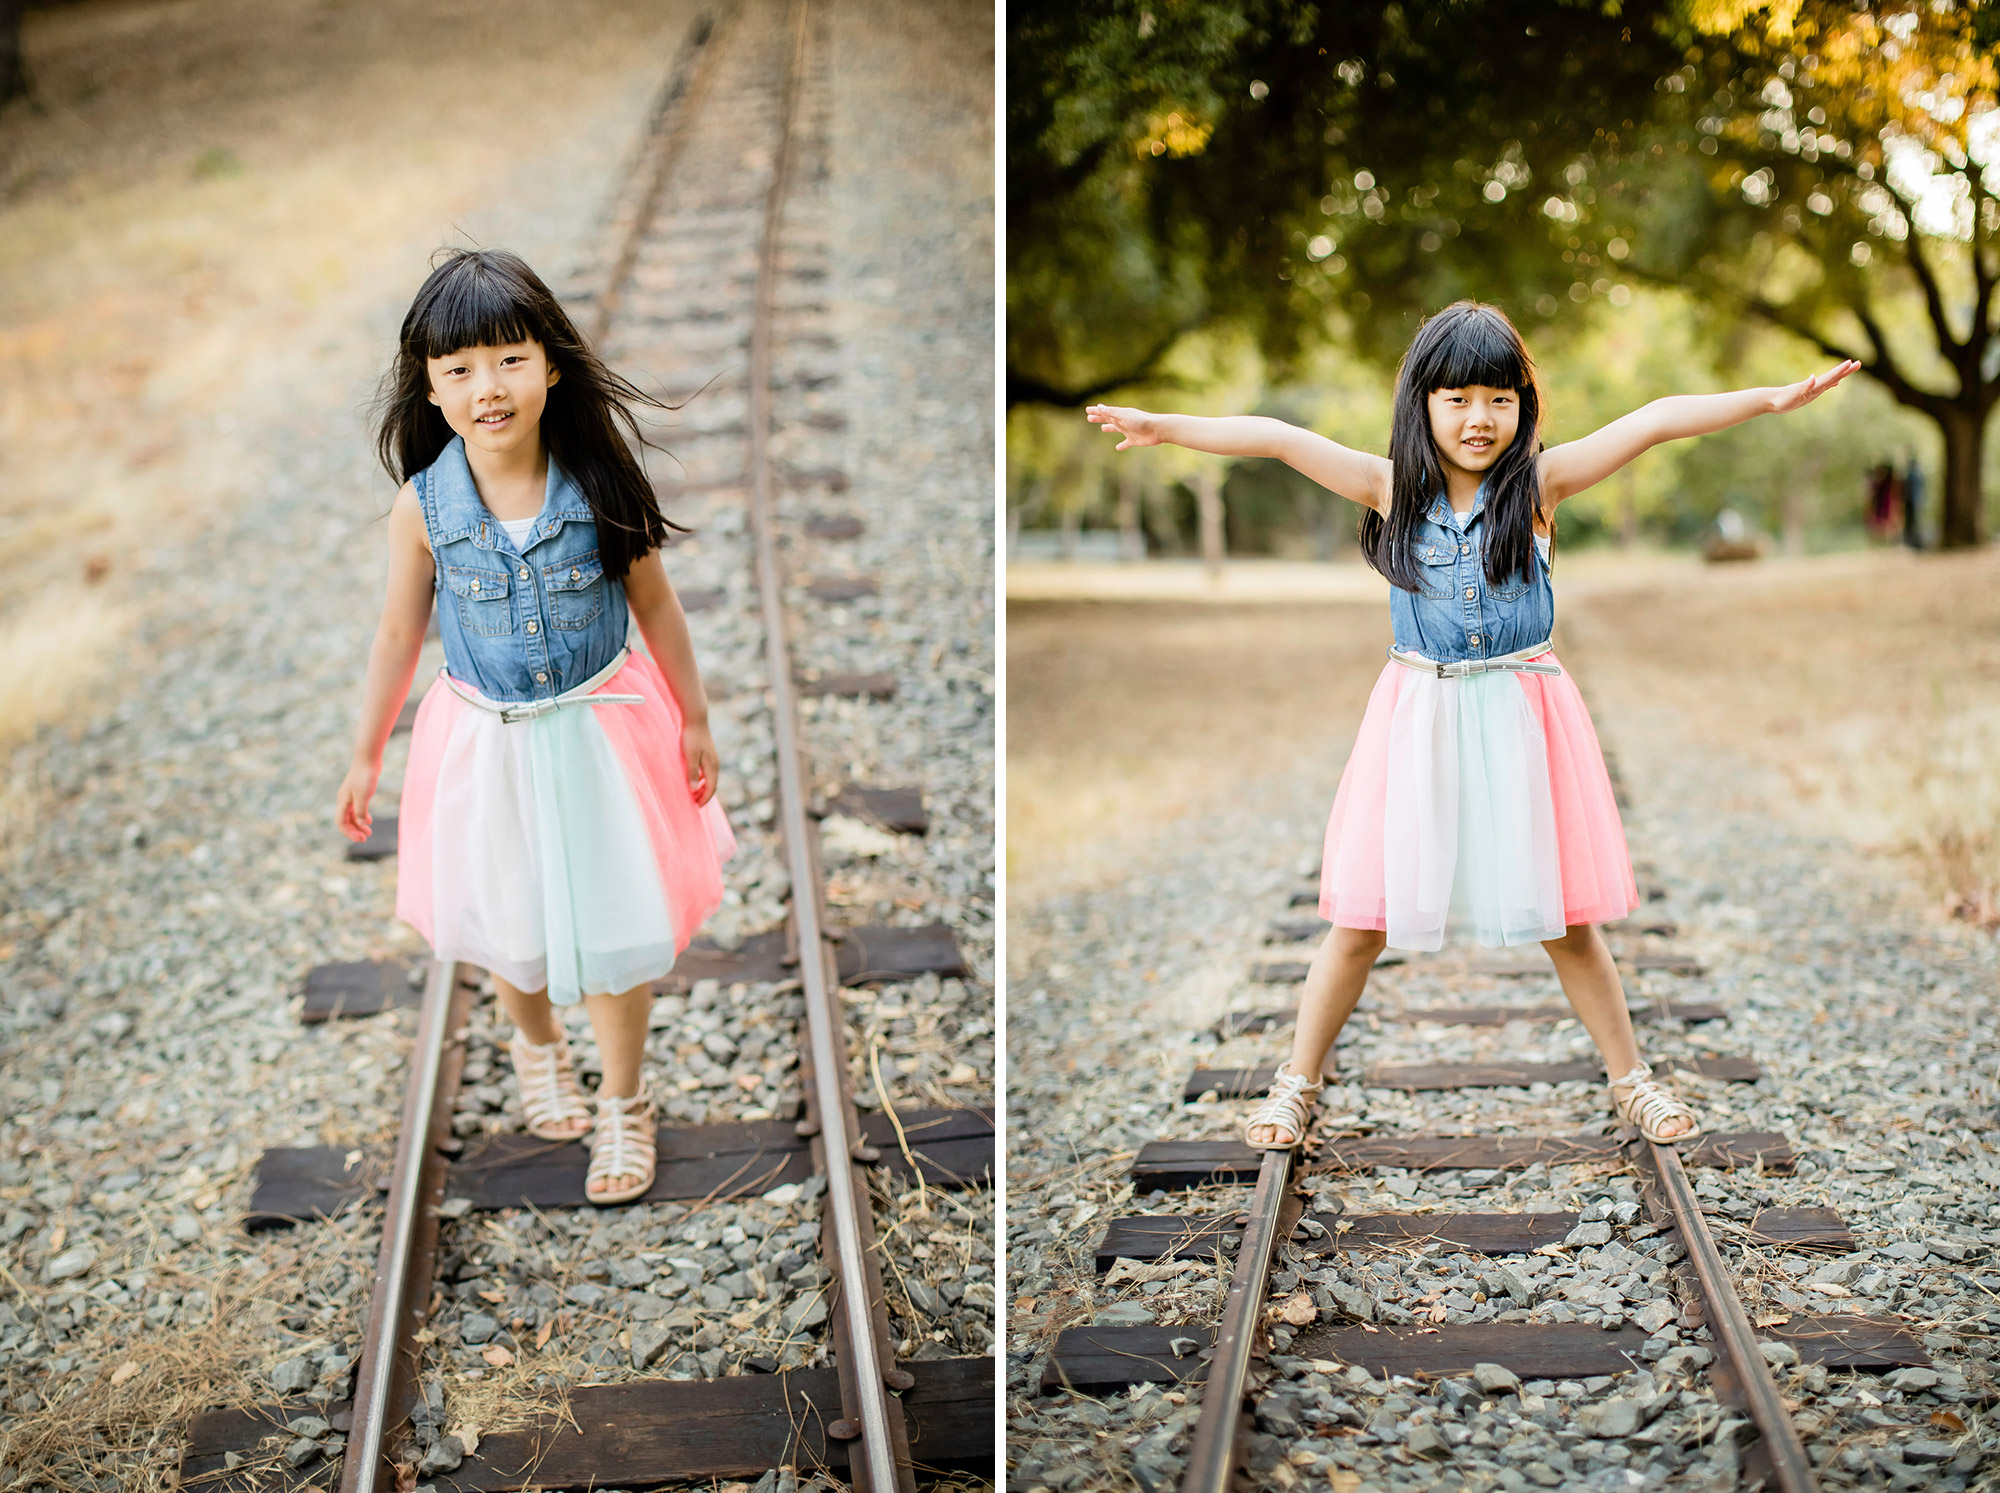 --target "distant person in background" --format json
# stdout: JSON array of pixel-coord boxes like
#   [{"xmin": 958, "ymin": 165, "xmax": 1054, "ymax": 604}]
[
  {"xmin": 1866, "ymin": 462, "xmax": 1900, "ymax": 540},
  {"xmin": 1903, "ymin": 456, "xmax": 1925, "ymax": 550}
]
